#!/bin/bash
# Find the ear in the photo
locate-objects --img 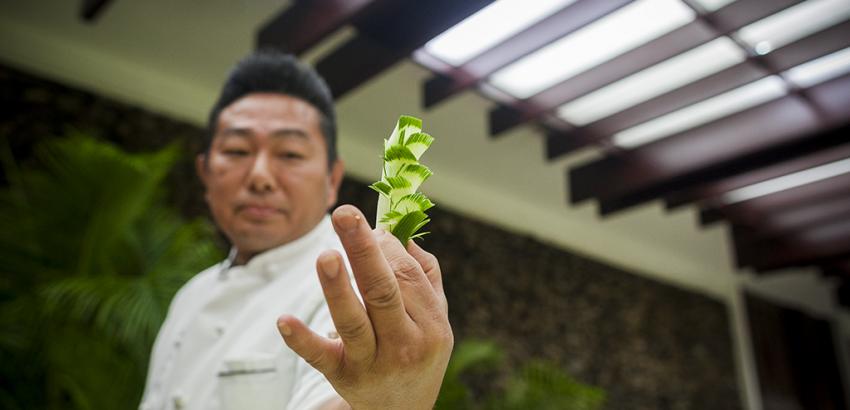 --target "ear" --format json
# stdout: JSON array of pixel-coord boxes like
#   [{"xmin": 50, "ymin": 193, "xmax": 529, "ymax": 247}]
[
  {"xmin": 325, "ymin": 159, "xmax": 345, "ymax": 209},
  {"xmin": 196, "ymin": 153, "xmax": 210, "ymax": 193}
]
